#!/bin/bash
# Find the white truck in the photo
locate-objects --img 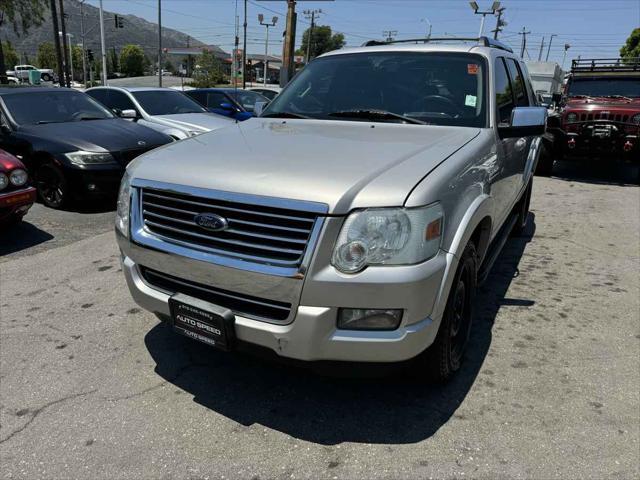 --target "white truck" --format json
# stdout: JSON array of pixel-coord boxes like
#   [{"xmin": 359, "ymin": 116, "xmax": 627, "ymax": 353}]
[{"xmin": 5, "ymin": 65, "xmax": 56, "ymax": 83}]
